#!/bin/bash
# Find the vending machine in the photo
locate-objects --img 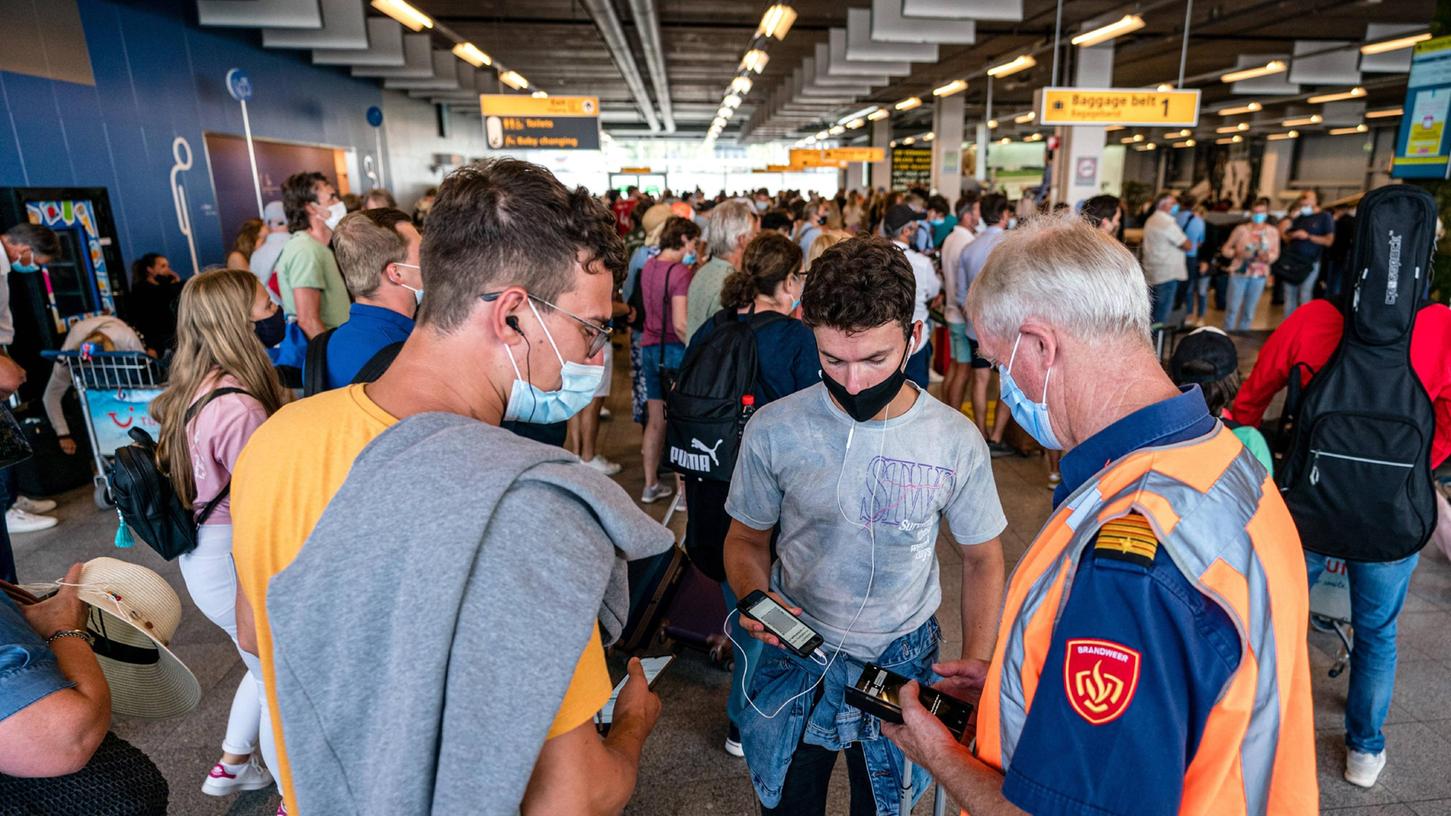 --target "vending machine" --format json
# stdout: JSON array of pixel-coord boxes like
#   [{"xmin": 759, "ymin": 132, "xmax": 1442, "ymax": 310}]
[{"xmin": 0, "ymin": 186, "xmax": 128, "ymax": 400}]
